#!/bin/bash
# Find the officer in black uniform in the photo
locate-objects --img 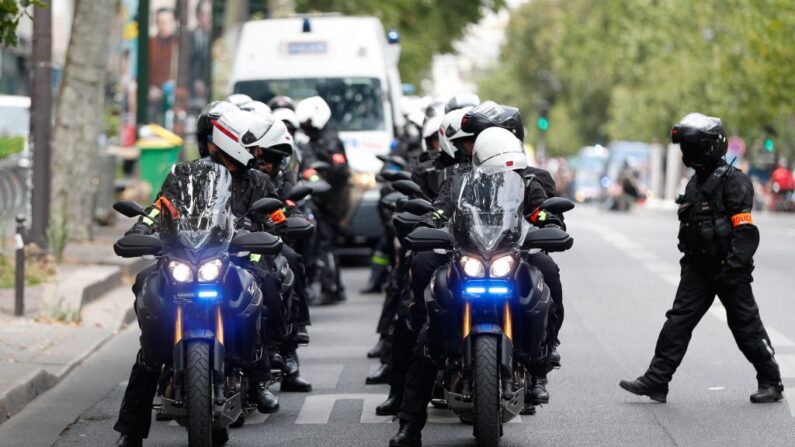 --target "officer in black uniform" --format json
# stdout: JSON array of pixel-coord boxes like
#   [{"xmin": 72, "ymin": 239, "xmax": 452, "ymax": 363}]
[{"xmin": 620, "ymin": 113, "xmax": 783, "ymax": 404}]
